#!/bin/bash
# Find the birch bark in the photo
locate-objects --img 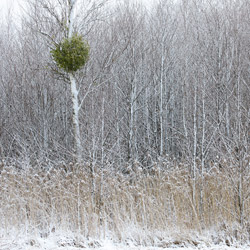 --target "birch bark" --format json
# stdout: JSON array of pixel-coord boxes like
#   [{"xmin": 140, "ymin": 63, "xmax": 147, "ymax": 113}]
[
  {"xmin": 67, "ymin": 0, "xmax": 83, "ymax": 162},
  {"xmin": 192, "ymin": 81, "xmax": 198, "ymax": 204},
  {"xmin": 159, "ymin": 38, "xmax": 165, "ymax": 156},
  {"xmin": 69, "ymin": 72, "xmax": 82, "ymax": 162}
]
